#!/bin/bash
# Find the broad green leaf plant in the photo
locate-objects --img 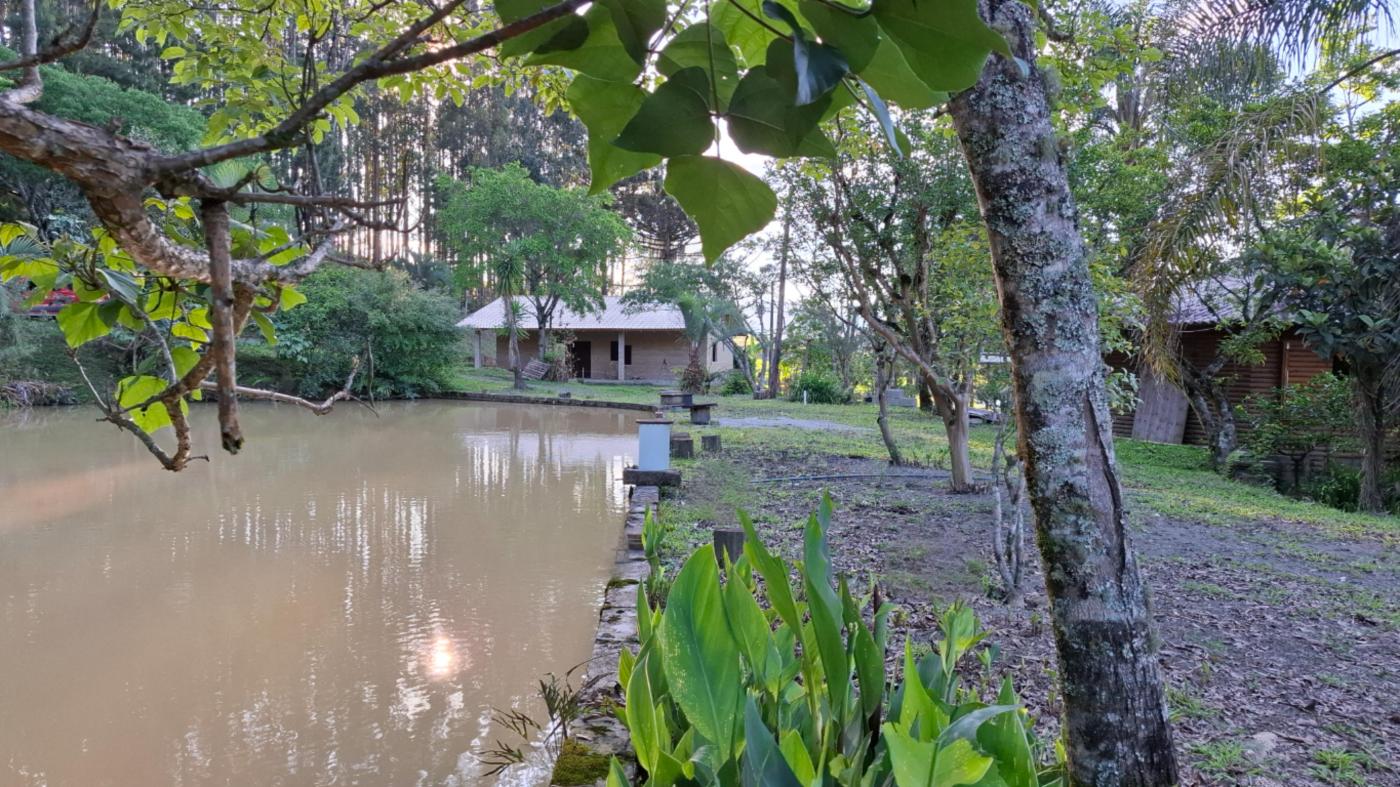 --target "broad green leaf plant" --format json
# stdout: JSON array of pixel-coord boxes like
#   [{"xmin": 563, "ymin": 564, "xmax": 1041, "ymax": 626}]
[
  {"xmin": 614, "ymin": 494, "xmax": 1061, "ymax": 787},
  {"xmin": 532, "ymin": 0, "xmax": 1012, "ymax": 259}
]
